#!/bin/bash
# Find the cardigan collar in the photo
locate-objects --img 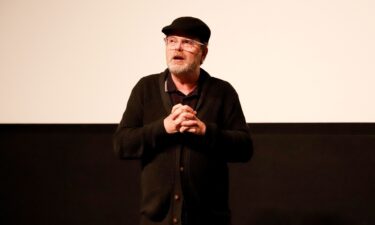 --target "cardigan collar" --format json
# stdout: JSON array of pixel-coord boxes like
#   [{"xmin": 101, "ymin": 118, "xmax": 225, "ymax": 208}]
[{"xmin": 159, "ymin": 68, "xmax": 210, "ymax": 113}]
